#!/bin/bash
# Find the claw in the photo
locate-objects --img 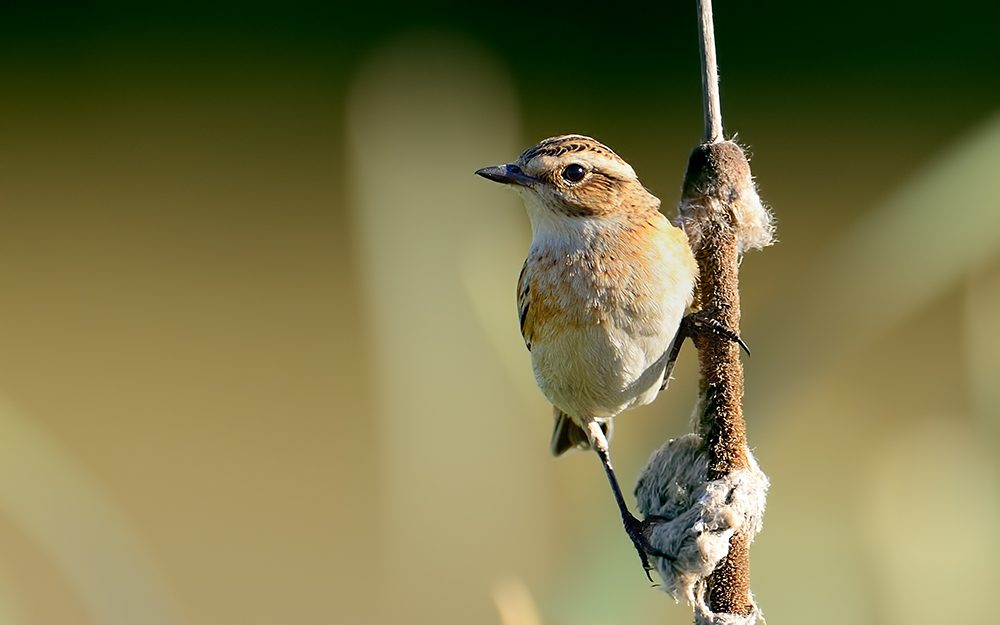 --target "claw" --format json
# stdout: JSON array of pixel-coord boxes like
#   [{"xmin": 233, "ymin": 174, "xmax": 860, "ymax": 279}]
[
  {"xmin": 683, "ymin": 310, "xmax": 750, "ymax": 355},
  {"xmin": 660, "ymin": 311, "xmax": 750, "ymax": 391},
  {"xmin": 623, "ymin": 513, "xmax": 674, "ymax": 582}
]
